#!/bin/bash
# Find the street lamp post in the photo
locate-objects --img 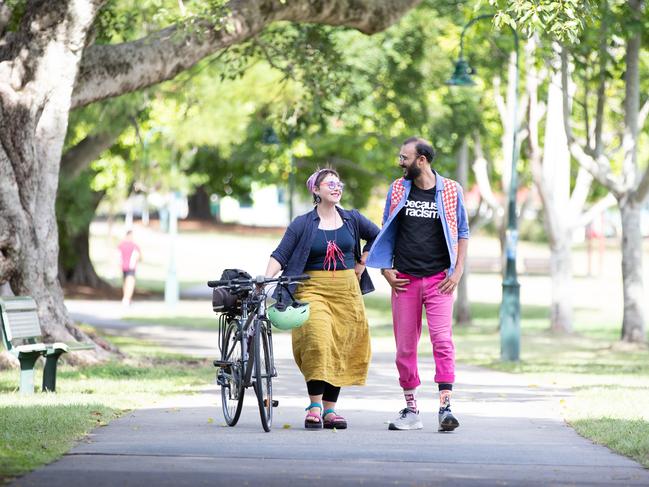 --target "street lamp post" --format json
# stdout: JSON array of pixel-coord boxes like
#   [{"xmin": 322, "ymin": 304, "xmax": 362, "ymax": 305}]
[{"xmin": 447, "ymin": 15, "xmax": 521, "ymax": 361}]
